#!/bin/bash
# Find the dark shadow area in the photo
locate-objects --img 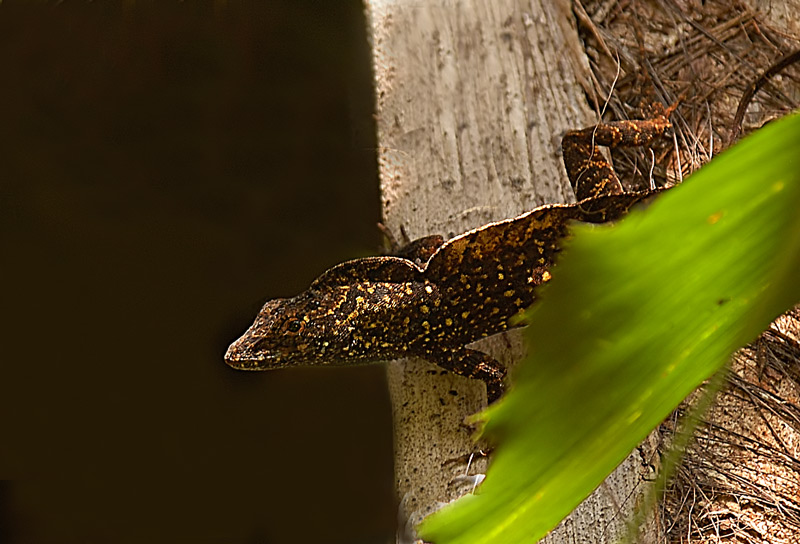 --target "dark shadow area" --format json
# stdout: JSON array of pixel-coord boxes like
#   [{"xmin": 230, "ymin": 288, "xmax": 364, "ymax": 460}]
[{"xmin": 1, "ymin": 2, "xmax": 394, "ymax": 543}]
